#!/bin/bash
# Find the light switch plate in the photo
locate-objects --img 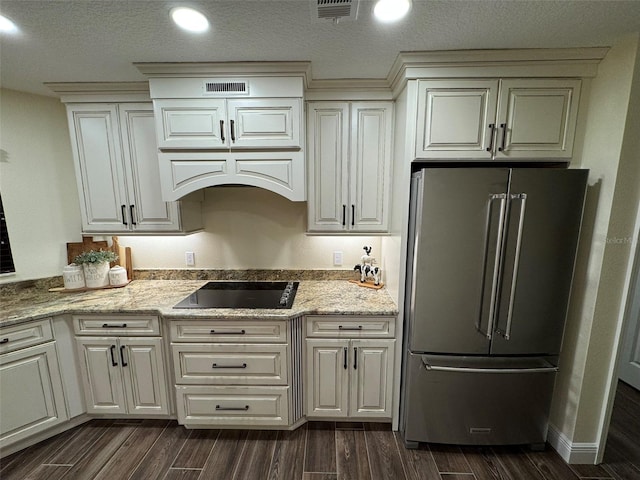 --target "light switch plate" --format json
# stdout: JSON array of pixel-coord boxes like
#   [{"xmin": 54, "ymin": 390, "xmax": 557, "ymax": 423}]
[
  {"xmin": 333, "ymin": 251, "xmax": 343, "ymax": 266},
  {"xmin": 185, "ymin": 251, "xmax": 195, "ymax": 266}
]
